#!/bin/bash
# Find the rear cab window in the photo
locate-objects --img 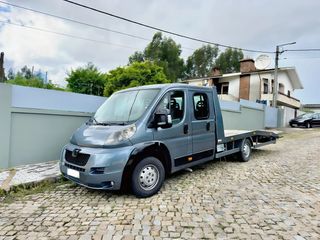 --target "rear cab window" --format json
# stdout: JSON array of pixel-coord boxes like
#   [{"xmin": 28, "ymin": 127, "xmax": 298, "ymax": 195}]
[{"xmin": 193, "ymin": 92, "xmax": 209, "ymax": 120}]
